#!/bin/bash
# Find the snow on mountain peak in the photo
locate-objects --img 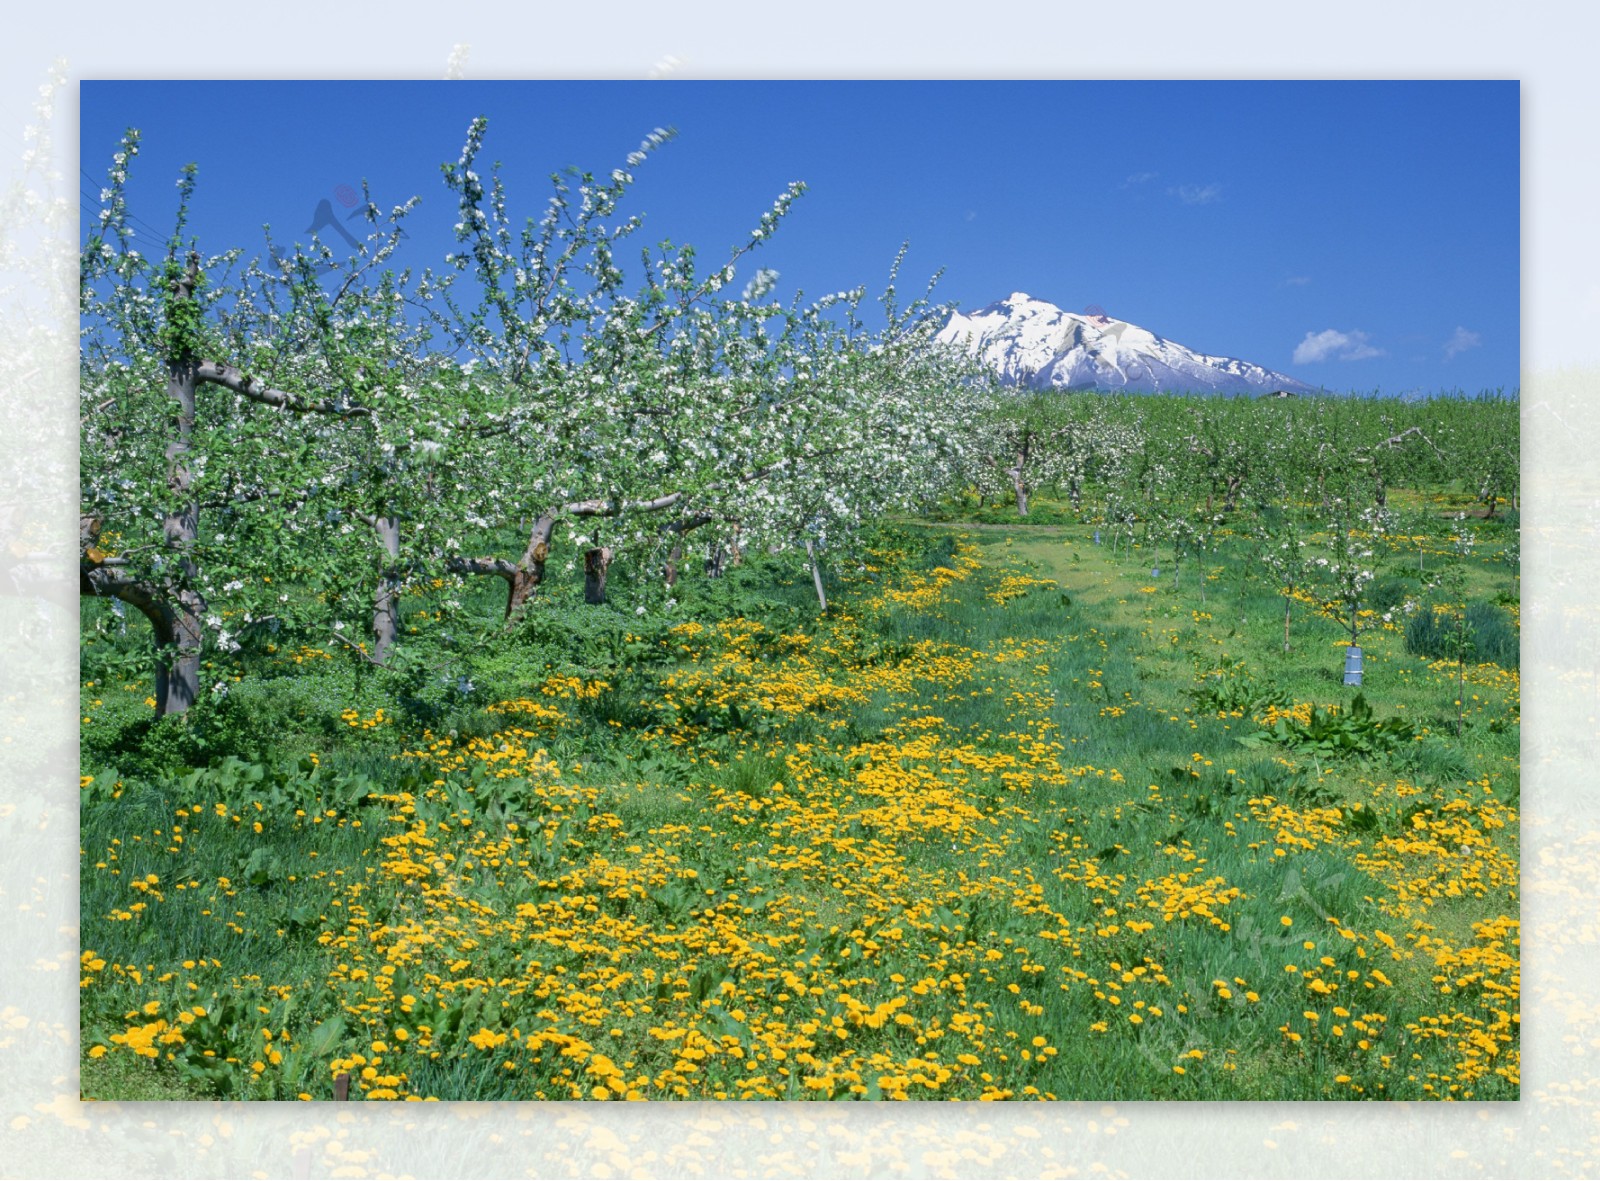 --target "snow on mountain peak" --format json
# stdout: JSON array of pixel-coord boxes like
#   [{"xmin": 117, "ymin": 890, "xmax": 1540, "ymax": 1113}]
[{"xmin": 937, "ymin": 293, "xmax": 1315, "ymax": 396}]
